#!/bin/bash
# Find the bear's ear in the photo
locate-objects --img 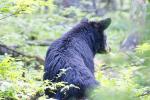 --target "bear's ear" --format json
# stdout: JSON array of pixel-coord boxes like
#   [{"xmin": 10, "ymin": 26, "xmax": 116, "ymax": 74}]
[
  {"xmin": 99, "ymin": 18, "xmax": 111, "ymax": 30},
  {"xmin": 81, "ymin": 18, "xmax": 88, "ymax": 23}
]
